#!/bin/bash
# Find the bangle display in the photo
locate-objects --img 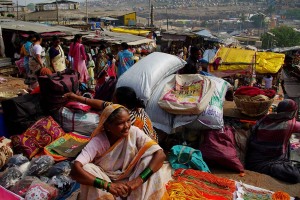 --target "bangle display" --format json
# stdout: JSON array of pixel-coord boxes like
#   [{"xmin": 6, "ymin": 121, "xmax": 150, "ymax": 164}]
[{"xmin": 139, "ymin": 167, "xmax": 153, "ymax": 183}]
